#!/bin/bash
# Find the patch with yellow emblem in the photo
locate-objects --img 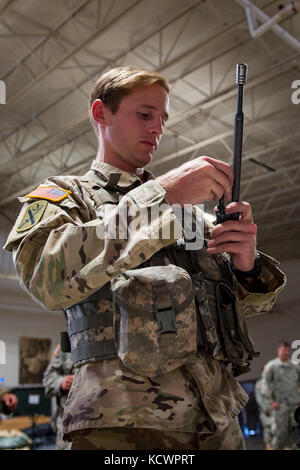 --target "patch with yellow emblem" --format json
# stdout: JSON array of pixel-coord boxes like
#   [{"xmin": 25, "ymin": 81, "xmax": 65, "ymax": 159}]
[
  {"xmin": 26, "ymin": 186, "xmax": 71, "ymax": 202},
  {"xmin": 17, "ymin": 200, "xmax": 48, "ymax": 232}
]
